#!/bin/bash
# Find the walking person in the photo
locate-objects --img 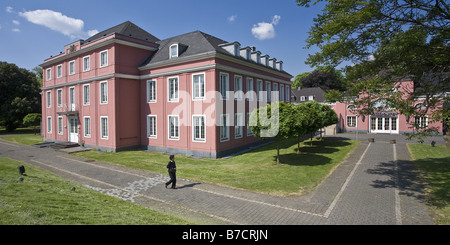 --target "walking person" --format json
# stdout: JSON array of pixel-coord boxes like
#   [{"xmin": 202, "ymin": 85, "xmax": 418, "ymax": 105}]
[{"xmin": 165, "ymin": 155, "xmax": 176, "ymax": 189}]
